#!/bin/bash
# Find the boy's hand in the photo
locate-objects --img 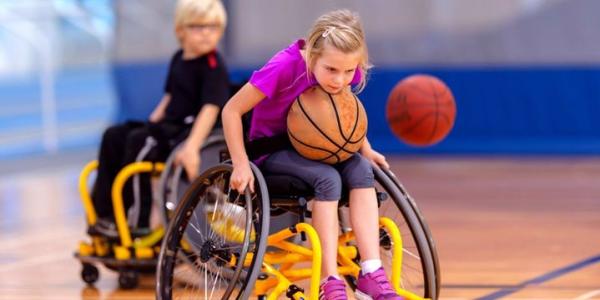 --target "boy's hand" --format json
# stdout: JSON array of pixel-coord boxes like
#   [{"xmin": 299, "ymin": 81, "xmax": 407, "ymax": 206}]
[
  {"xmin": 230, "ymin": 163, "xmax": 255, "ymax": 194},
  {"xmin": 175, "ymin": 144, "xmax": 201, "ymax": 181},
  {"xmin": 361, "ymin": 148, "xmax": 390, "ymax": 170}
]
